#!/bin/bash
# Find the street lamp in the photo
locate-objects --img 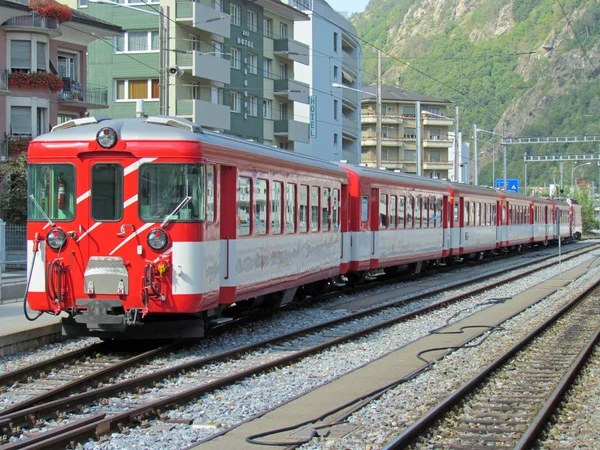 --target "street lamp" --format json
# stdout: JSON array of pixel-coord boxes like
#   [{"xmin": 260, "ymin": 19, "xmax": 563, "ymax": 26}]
[
  {"xmin": 475, "ymin": 126, "xmax": 504, "ymax": 189},
  {"xmin": 571, "ymin": 162, "xmax": 591, "ymax": 192}
]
